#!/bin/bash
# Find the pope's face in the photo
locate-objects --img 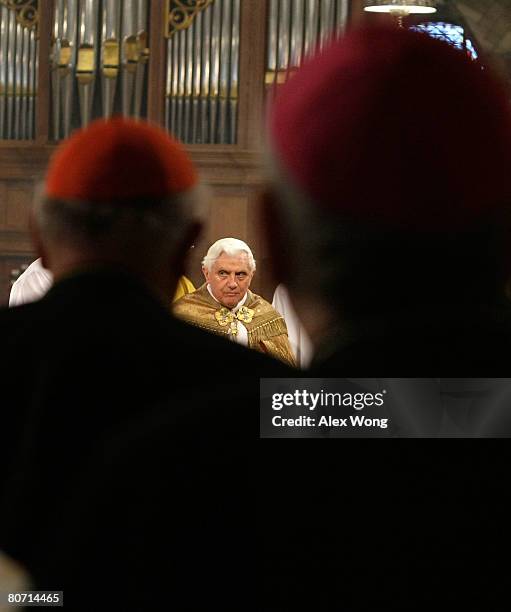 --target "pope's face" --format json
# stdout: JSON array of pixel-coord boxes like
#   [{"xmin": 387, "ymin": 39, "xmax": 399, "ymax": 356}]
[{"xmin": 203, "ymin": 252, "xmax": 254, "ymax": 309}]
